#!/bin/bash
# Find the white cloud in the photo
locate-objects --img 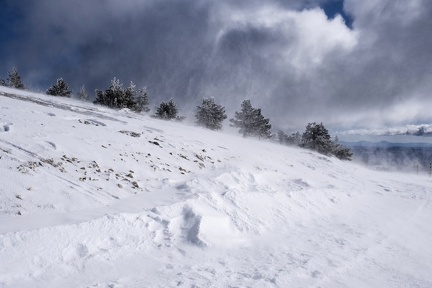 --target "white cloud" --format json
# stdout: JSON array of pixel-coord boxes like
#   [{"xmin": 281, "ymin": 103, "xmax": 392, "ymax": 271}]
[
  {"xmin": 214, "ymin": 4, "xmax": 358, "ymax": 73},
  {"xmin": 345, "ymin": 0, "xmax": 425, "ymax": 28}
]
